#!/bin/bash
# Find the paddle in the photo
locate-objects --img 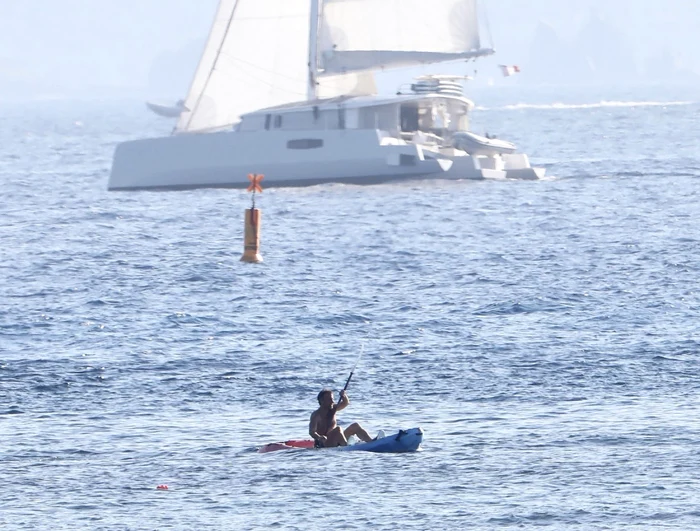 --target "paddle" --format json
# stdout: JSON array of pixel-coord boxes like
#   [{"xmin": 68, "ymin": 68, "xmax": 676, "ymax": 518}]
[{"xmin": 341, "ymin": 344, "xmax": 364, "ymax": 396}]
